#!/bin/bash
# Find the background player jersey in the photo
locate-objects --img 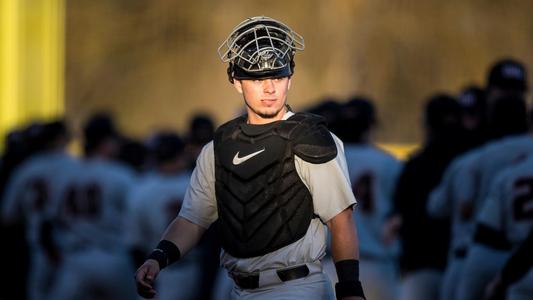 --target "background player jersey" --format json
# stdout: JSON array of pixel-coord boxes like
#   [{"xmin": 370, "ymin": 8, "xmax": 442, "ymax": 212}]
[
  {"xmin": 57, "ymin": 158, "xmax": 137, "ymax": 253},
  {"xmin": 477, "ymin": 155, "xmax": 533, "ymax": 245},
  {"xmin": 1, "ymin": 151, "xmax": 80, "ymax": 248},
  {"xmin": 127, "ymin": 171, "xmax": 196, "ymax": 255},
  {"xmin": 472, "ymin": 134, "xmax": 533, "ymax": 213},
  {"xmin": 344, "ymin": 144, "xmax": 402, "ymax": 259}
]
